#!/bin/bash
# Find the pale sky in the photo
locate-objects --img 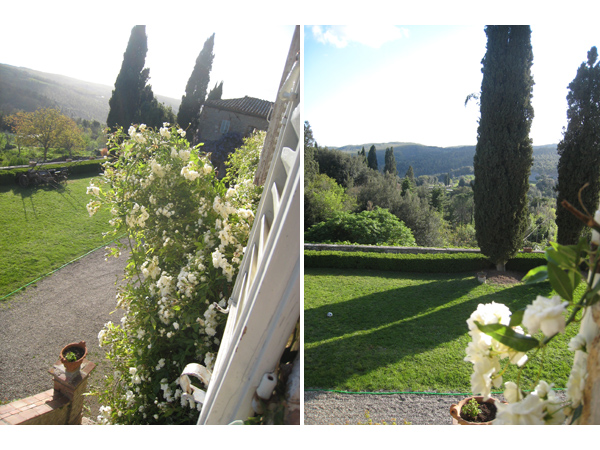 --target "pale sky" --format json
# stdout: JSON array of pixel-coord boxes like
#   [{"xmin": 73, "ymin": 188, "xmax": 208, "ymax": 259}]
[
  {"xmin": 305, "ymin": 24, "xmax": 600, "ymax": 148},
  {"xmin": 1, "ymin": 3, "xmax": 295, "ymax": 103}
]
